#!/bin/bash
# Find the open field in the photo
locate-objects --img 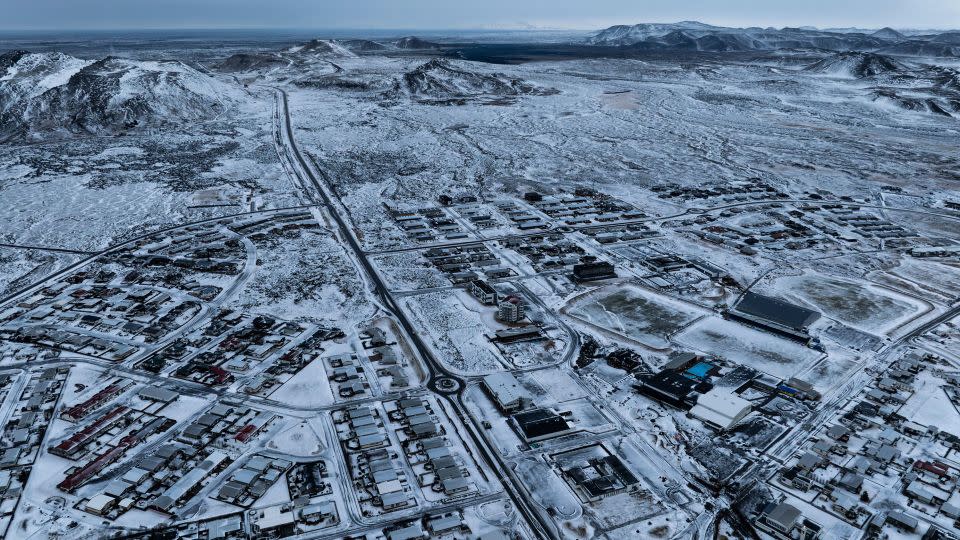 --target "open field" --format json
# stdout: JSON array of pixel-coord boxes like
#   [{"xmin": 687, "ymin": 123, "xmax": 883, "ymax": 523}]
[
  {"xmin": 775, "ymin": 272, "xmax": 925, "ymax": 334},
  {"xmin": 674, "ymin": 317, "xmax": 824, "ymax": 380},
  {"xmin": 568, "ymin": 285, "xmax": 703, "ymax": 348}
]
